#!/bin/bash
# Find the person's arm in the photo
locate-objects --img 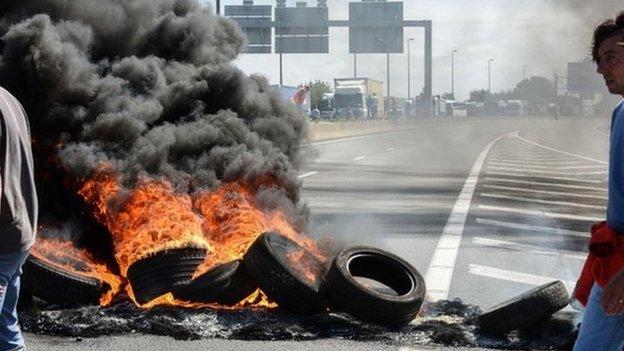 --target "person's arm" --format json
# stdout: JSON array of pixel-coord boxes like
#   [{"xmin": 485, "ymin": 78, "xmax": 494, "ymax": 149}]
[{"xmin": 602, "ymin": 268, "xmax": 624, "ymax": 314}]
